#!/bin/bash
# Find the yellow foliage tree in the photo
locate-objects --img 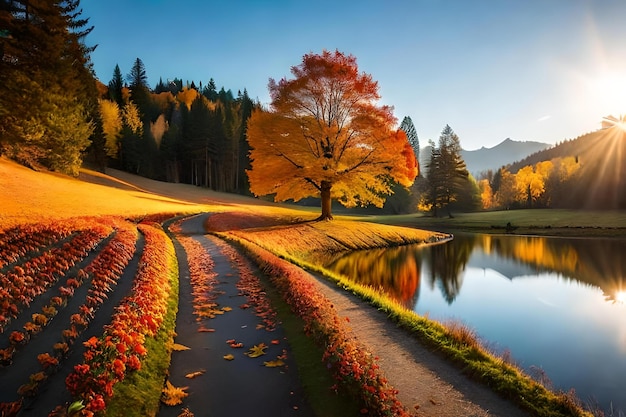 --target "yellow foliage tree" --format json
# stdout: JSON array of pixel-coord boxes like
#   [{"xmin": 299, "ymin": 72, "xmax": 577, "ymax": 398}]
[
  {"xmin": 516, "ymin": 161, "xmax": 553, "ymax": 207},
  {"xmin": 123, "ymin": 101, "xmax": 143, "ymax": 136},
  {"xmin": 495, "ymin": 169, "xmax": 517, "ymax": 209},
  {"xmin": 177, "ymin": 87, "xmax": 199, "ymax": 111},
  {"xmin": 478, "ymin": 179, "xmax": 493, "ymax": 210},
  {"xmin": 246, "ymin": 50, "xmax": 417, "ymax": 220},
  {"xmin": 99, "ymin": 99, "xmax": 123, "ymax": 158}
]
